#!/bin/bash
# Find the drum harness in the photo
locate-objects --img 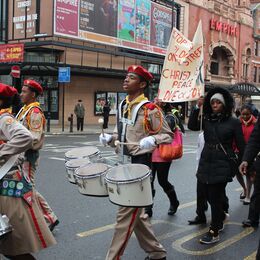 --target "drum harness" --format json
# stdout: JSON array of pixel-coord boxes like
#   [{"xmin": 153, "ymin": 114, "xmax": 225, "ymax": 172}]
[{"xmin": 118, "ymin": 99, "xmax": 163, "ymax": 163}]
